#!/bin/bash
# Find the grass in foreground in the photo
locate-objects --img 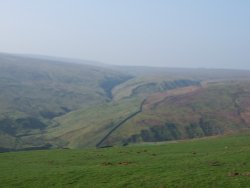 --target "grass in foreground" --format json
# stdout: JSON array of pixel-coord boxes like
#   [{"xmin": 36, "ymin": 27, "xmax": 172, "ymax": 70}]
[{"xmin": 0, "ymin": 134, "xmax": 250, "ymax": 188}]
